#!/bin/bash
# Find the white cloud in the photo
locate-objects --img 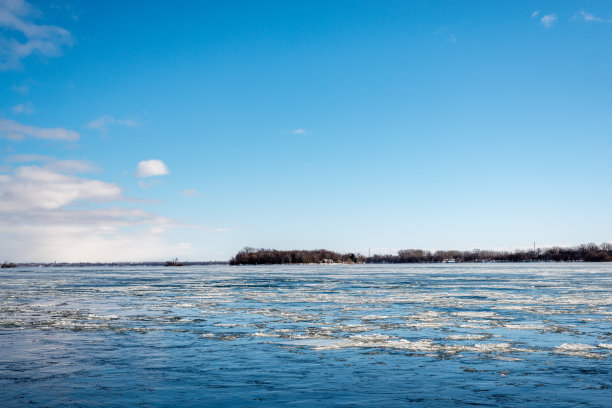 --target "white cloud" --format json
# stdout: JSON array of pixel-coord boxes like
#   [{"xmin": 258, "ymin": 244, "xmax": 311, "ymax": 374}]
[
  {"xmin": 540, "ymin": 14, "xmax": 557, "ymax": 28},
  {"xmin": 531, "ymin": 10, "xmax": 540, "ymax": 19},
  {"xmin": 136, "ymin": 159, "xmax": 169, "ymax": 178},
  {"xmin": 12, "ymin": 102, "xmax": 34, "ymax": 114},
  {"xmin": 0, "ymin": 119, "xmax": 79, "ymax": 141},
  {"xmin": 0, "ymin": 165, "xmax": 121, "ymax": 212},
  {"xmin": 0, "ymin": 163, "xmax": 192, "ymax": 262},
  {"xmin": 87, "ymin": 115, "xmax": 139, "ymax": 131},
  {"xmin": 572, "ymin": 10, "xmax": 603, "ymax": 23},
  {"xmin": 0, "ymin": 0, "xmax": 73, "ymax": 70},
  {"xmin": 288, "ymin": 128, "xmax": 308, "ymax": 135}
]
